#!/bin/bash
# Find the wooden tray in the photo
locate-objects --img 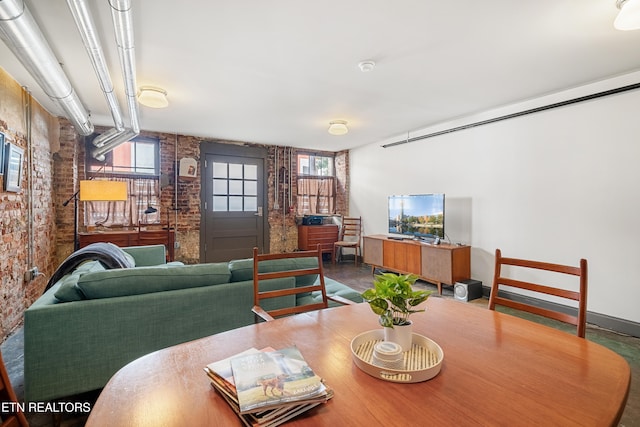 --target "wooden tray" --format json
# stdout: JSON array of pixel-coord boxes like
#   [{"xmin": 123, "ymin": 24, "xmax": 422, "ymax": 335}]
[{"xmin": 350, "ymin": 329, "xmax": 444, "ymax": 383}]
